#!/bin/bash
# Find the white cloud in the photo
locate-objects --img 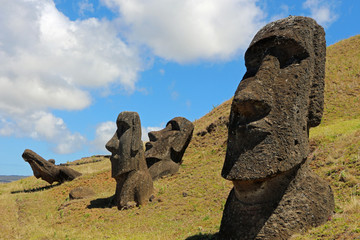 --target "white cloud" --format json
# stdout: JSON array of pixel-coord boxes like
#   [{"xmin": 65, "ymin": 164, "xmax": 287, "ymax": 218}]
[
  {"xmin": 0, "ymin": 0, "xmax": 144, "ymax": 154},
  {"xmin": 0, "ymin": 111, "xmax": 86, "ymax": 154},
  {"xmin": 303, "ymin": 0, "xmax": 338, "ymax": 27},
  {"xmin": 102, "ymin": 0, "xmax": 265, "ymax": 63},
  {"xmin": 79, "ymin": 0, "xmax": 94, "ymax": 16},
  {"xmin": 0, "ymin": 76, "xmax": 90, "ymax": 115},
  {"xmin": 0, "ymin": 118, "xmax": 15, "ymax": 136},
  {"xmin": 0, "ymin": 0, "xmax": 143, "ymax": 115},
  {"xmin": 141, "ymin": 126, "xmax": 163, "ymax": 142},
  {"xmin": 54, "ymin": 132, "xmax": 87, "ymax": 154},
  {"xmin": 91, "ymin": 121, "xmax": 116, "ymax": 151}
]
